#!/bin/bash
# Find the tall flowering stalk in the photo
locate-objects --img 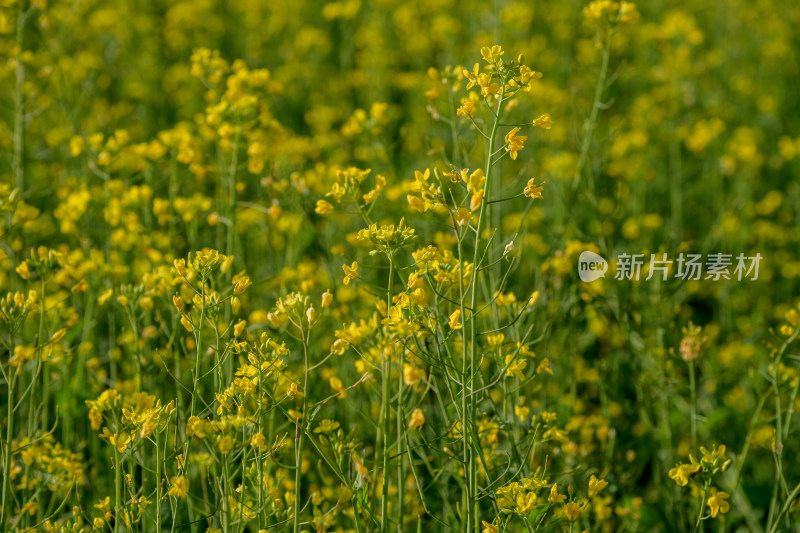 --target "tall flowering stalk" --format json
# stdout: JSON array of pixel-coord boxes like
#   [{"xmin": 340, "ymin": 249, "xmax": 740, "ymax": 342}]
[{"xmin": 458, "ymin": 44, "xmax": 551, "ymax": 531}]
